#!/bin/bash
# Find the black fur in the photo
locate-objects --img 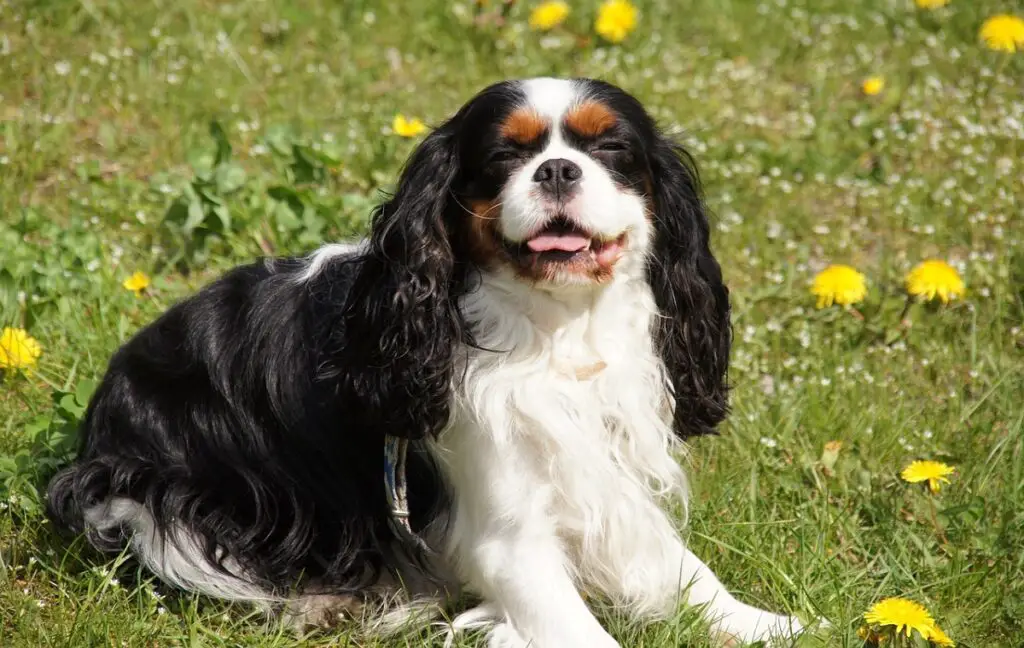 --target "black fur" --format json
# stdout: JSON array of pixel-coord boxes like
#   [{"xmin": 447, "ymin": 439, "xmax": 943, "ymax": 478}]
[
  {"xmin": 335, "ymin": 123, "xmax": 467, "ymax": 443},
  {"xmin": 646, "ymin": 135, "xmax": 732, "ymax": 438},
  {"xmin": 577, "ymin": 80, "xmax": 732, "ymax": 438},
  {"xmin": 45, "ymin": 82, "xmax": 525, "ymax": 599},
  {"xmin": 45, "ymin": 78, "xmax": 730, "ymax": 609},
  {"xmin": 336, "ymin": 80, "xmax": 528, "ymax": 441},
  {"xmin": 46, "ymin": 257, "xmax": 440, "ymax": 592}
]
